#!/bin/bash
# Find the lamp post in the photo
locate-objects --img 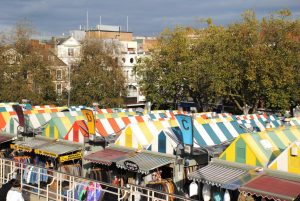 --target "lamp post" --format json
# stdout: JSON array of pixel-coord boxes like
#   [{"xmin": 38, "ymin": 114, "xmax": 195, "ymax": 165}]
[{"xmin": 66, "ymin": 65, "xmax": 71, "ymax": 107}]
